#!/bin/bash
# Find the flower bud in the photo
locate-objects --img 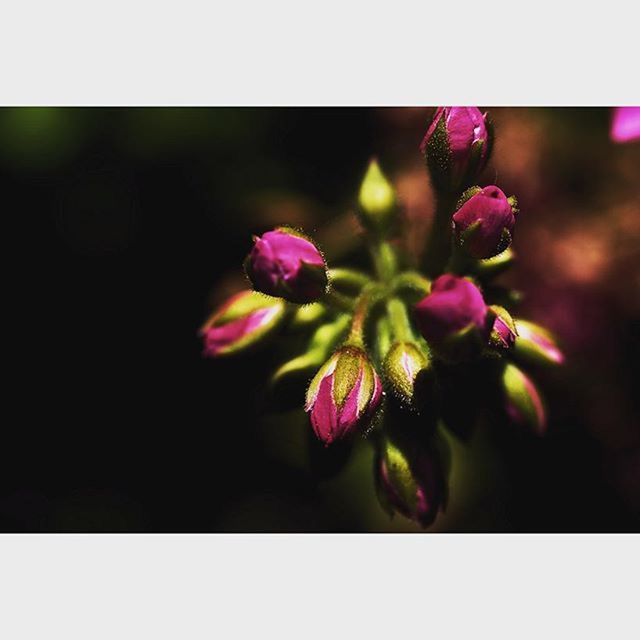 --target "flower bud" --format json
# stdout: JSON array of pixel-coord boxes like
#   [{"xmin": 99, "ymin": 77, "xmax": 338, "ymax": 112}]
[
  {"xmin": 413, "ymin": 275, "xmax": 490, "ymax": 360},
  {"xmin": 489, "ymin": 305, "xmax": 518, "ymax": 350},
  {"xmin": 305, "ymin": 345, "xmax": 383, "ymax": 446},
  {"xmin": 383, "ymin": 341, "xmax": 432, "ymax": 408},
  {"xmin": 610, "ymin": 106, "xmax": 640, "ymax": 143},
  {"xmin": 357, "ymin": 159, "xmax": 398, "ymax": 235},
  {"xmin": 513, "ymin": 319, "xmax": 565, "ymax": 366},
  {"xmin": 244, "ymin": 227, "xmax": 328, "ymax": 303},
  {"xmin": 502, "ymin": 363, "xmax": 546, "ymax": 435},
  {"xmin": 420, "ymin": 106, "xmax": 491, "ymax": 192},
  {"xmin": 200, "ymin": 290, "xmax": 286, "ymax": 357},
  {"xmin": 375, "ymin": 434, "xmax": 447, "ymax": 528},
  {"xmin": 453, "ymin": 186, "xmax": 516, "ymax": 259}
]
